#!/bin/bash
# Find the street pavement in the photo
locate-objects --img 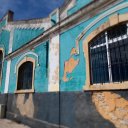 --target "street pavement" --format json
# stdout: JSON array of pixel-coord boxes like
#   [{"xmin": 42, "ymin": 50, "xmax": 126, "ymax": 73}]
[{"xmin": 0, "ymin": 119, "xmax": 31, "ymax": 128}]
